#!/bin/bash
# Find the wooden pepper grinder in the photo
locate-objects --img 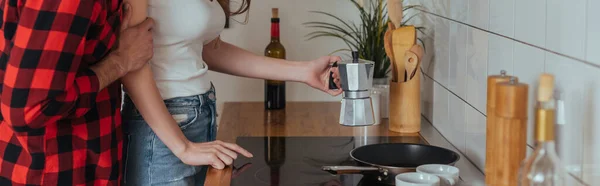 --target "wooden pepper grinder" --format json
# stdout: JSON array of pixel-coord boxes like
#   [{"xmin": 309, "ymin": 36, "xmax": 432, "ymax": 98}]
[
  {"xmin": 486, "ymin": 77, "xmax": 529, "ymax": 186},
  {"xmin": 485, "ymin": 70, "xmax": 516, "ymax": 184}
]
